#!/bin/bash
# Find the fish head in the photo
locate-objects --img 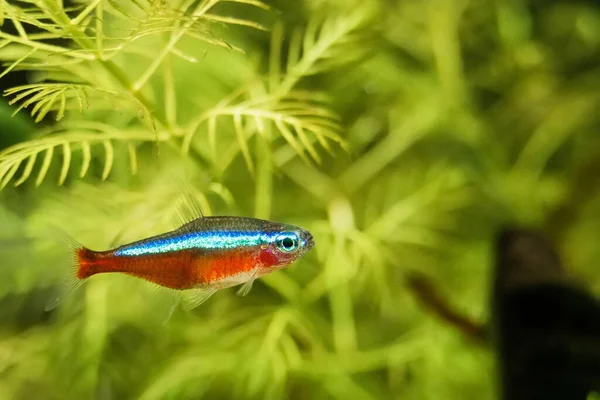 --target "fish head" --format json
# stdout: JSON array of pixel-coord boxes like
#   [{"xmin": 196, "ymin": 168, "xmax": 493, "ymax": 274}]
[{"xmin": 259, "ymin": 222, "xmax": 315, "ymax": 269}]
